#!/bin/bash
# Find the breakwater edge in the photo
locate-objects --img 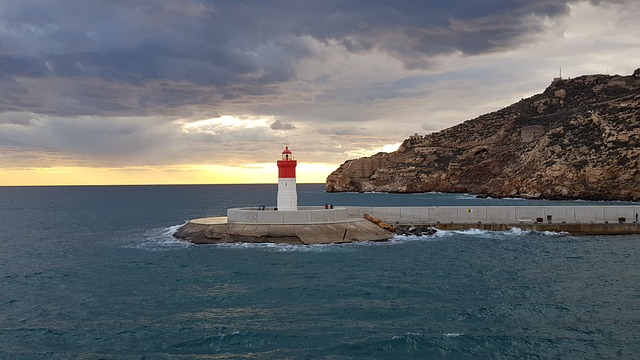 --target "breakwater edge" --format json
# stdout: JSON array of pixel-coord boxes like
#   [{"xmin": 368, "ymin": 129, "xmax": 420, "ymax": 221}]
[{"xmin": 356, "ymin": 205, "xmax": 640, "ymax": 236}]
